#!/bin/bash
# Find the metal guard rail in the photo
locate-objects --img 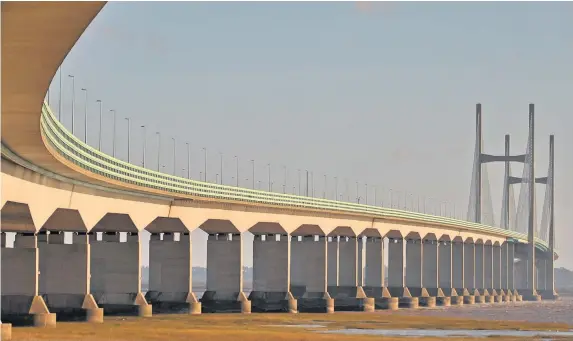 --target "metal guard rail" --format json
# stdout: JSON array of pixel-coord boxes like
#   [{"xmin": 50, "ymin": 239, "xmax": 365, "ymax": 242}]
[{"xmin": 39, "ymin": 102, "xmax": 549, "ymax": 252}]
